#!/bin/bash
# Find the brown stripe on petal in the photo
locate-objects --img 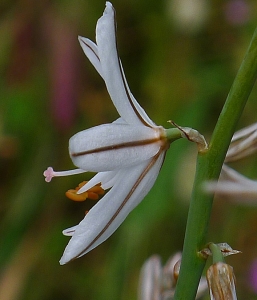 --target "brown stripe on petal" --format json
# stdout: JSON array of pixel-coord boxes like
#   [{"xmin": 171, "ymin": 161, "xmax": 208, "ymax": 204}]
[
  {"xmin": 71, "ymin": 137, "xmax": 165, "ymax": 157},
  {"xmin": 119, "ymin": 60, "xmax": 151, "ymax": 127},
  {"xmin": 72, "ymin": 146, "xmax": 167, "ymax": 261},
  {"xmin": 111, "ymin": 5, "xmax": 151, "ymax": 128}
]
